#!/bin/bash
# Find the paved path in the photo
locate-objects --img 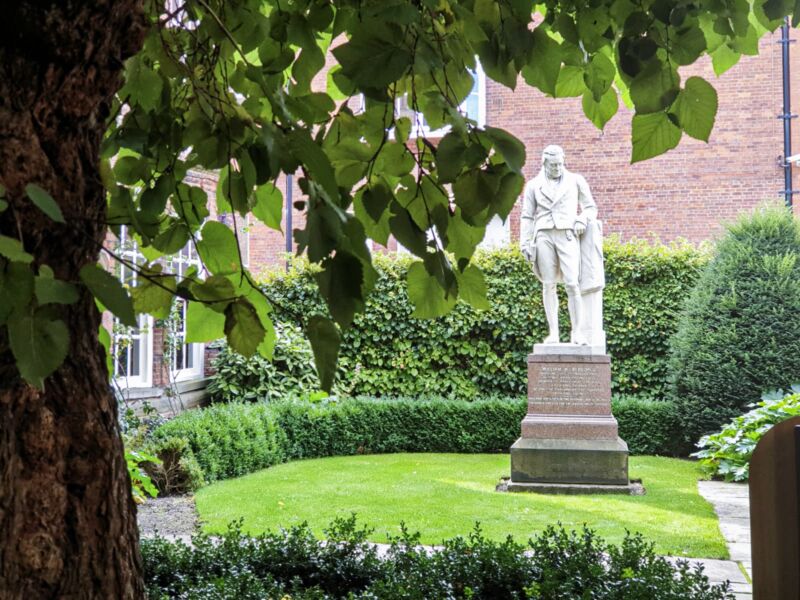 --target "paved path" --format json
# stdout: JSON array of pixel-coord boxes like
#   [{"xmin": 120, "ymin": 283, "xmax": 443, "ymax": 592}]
[{"xmin": 697, "ymin": 480, "xmax": 752, "ymax": 599}]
